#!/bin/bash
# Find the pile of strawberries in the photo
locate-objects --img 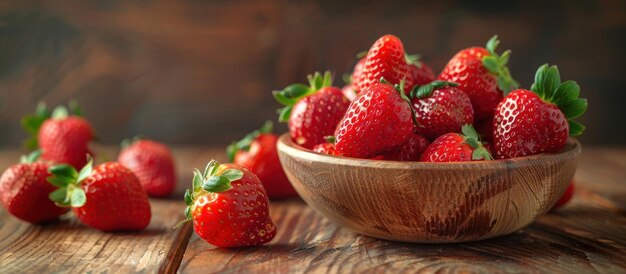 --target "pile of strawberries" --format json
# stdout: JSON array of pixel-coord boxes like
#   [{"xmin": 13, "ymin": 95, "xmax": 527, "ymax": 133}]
[{"xmin": 0, "ymin": 102, "xmax": 177, "ymax": 231}]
